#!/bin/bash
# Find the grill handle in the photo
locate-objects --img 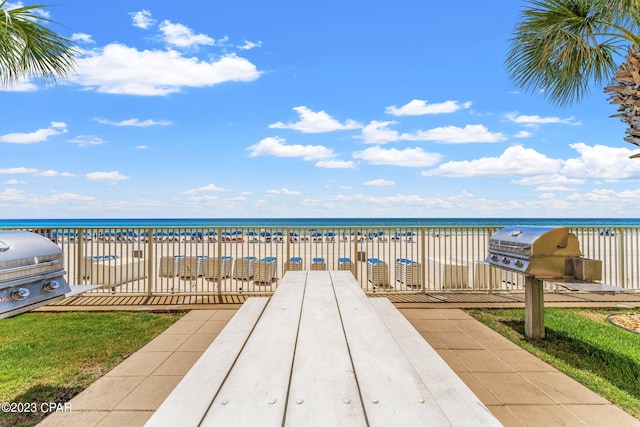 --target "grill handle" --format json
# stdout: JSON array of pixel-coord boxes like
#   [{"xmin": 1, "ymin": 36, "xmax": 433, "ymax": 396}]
[
  {"xmin": 0, "ymin": 260, "xmax": 61, "ymax": 276},
  {"xmin": 1, "ymin": 269, "xmax": 67, "ymax": 289},
  {"xmin": 490, "ymin": 242, "xmax": 528, "ymax": 250}
]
